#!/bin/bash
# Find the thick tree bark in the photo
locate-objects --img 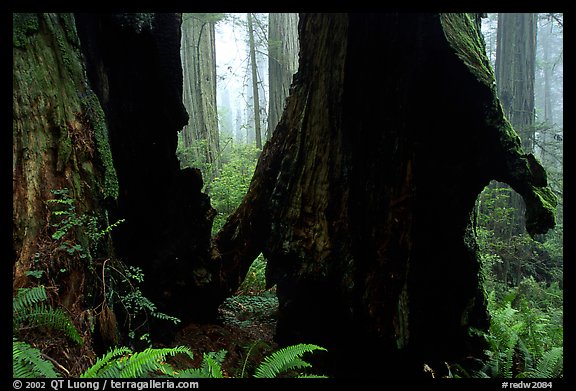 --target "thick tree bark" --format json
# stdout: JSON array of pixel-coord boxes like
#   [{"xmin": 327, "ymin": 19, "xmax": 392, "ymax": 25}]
[
  {"xmin": 13, "ymin": 12, "xmax": 117, "ymax": 297},
  {"xmin": 13, "ymin": 13, "xmax": 121, "ymax": 370},
  {"xmin": 215, "ymin": 13, "xmax": 556, "ymax": 377}
]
